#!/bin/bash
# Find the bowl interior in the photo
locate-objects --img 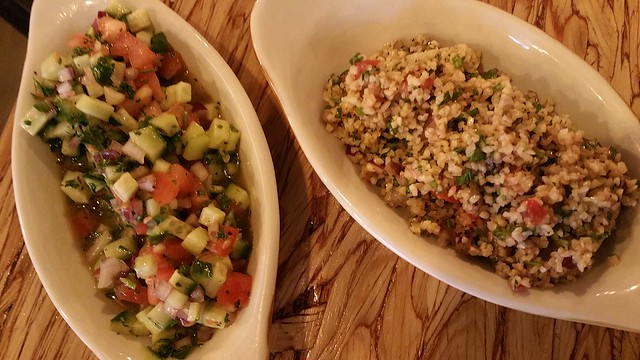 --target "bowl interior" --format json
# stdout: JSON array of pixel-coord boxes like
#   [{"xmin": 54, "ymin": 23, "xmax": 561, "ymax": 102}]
[
  {"xmin": 12, "ymin": 0, "xmax": 279, "ymax": 358},
  {"xmin": 251, "ymin": 0, "xmax": 640, "ymax": 331}
]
